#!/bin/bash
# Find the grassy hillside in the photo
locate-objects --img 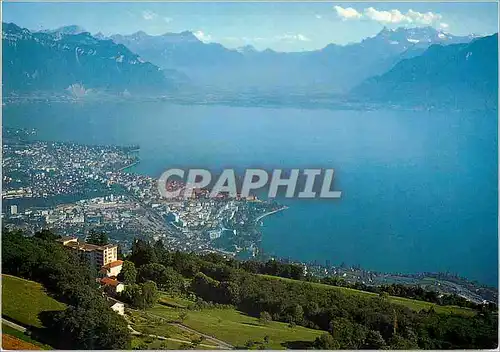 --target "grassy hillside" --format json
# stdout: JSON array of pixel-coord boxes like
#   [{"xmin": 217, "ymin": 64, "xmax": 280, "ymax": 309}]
[
  {"xmin": 259, "ymin": 274, "xmax": 475, "ymax": 316},
  {"xmin": 2, "ymin": 274, "xmax": 66, "ymax": 328},
  {"xmin": 144, "ymin": 295, "xmax": 324, "ymax": 349}
]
